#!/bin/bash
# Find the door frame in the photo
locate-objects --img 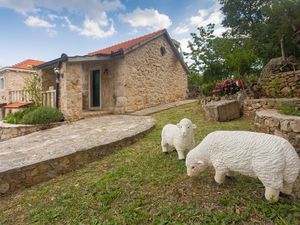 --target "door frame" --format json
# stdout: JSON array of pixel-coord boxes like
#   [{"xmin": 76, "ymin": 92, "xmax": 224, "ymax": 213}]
[{"xmin": 89, "ymin": 68, "xmax": 102, "ymax": 110}]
